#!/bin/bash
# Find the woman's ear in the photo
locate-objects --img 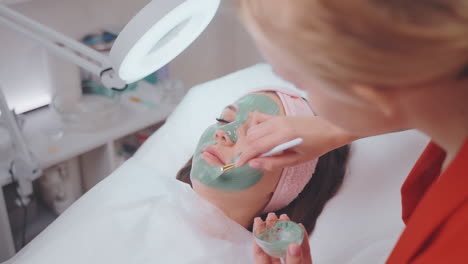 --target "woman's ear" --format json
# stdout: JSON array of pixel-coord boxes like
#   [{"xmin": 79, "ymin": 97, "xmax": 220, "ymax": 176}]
[{"xmin": 350, "ymin": 84, "xmax": 398, "ymax": 117}]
